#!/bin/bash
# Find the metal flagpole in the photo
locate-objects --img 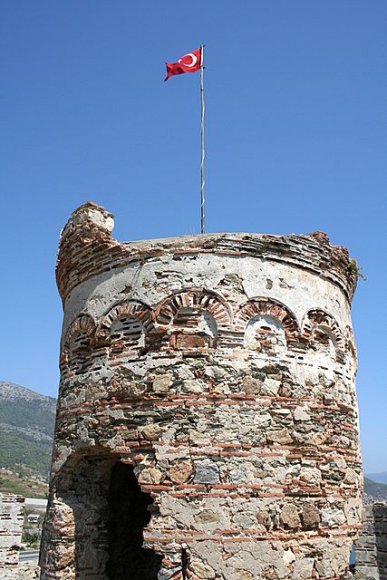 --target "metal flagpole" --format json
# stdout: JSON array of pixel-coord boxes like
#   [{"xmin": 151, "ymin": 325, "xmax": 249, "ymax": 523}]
[{"xmin": 200, "ymin": 44, "xmax": 205, "ymax": 234}]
